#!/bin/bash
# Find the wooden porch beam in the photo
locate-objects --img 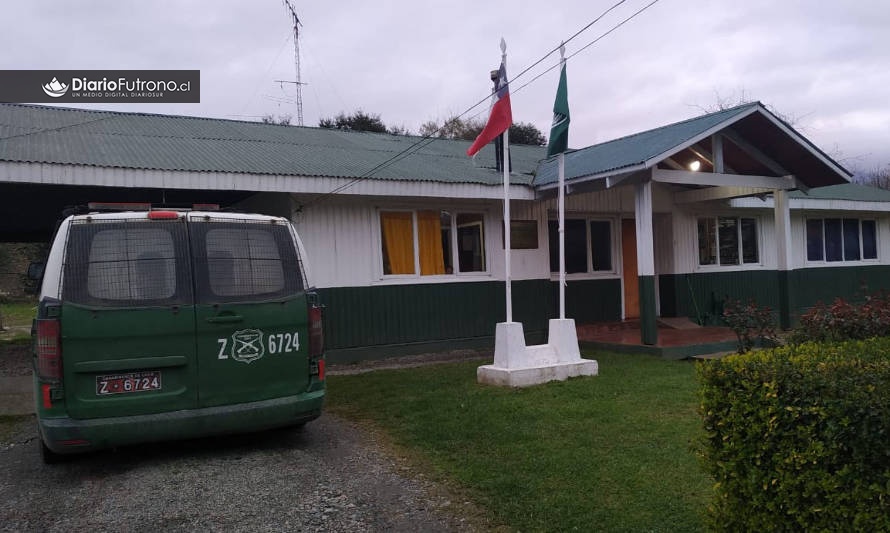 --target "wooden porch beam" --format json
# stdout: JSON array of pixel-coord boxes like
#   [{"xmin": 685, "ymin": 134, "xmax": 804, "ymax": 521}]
[
  {"xmin": 652, "ymin": 168, "xmax": 796, "ymax": 189},
  {"xmin": 673, "ymin": 186, "xmax": 774, "ymax": 204}
]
